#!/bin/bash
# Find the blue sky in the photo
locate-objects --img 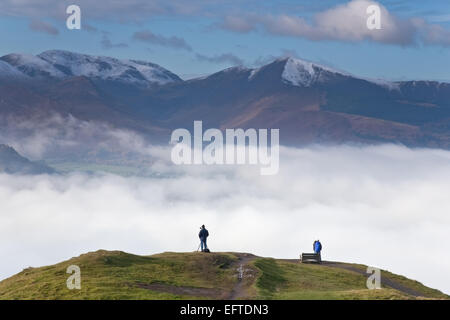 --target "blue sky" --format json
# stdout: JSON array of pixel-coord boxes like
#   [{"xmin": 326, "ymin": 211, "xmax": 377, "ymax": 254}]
[{"xmin": 0, "ymin": 0, "xmax": 449, "ymax": 80}]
